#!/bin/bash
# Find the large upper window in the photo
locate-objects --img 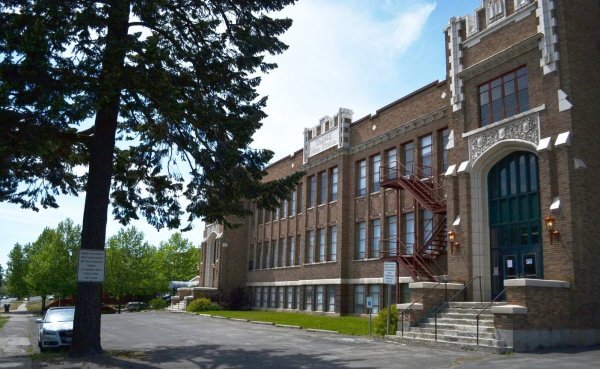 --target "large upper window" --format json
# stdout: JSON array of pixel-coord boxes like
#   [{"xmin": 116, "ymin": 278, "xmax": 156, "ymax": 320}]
[
  {"xmin": 319, "ymin": 171, "xmax": 327, "ymax": 205},
  {"xmin": 479, "ymin": 66, "xmax": 529, "ymax": 126},
  {"xmin": 356, "ymin": 222, "xmax": 366, "ymax": 259},
  {"xmin": 370, "ymin": 219, "xmax": 381, "ymax": 258},
  {"xmin": 403, "ymin": 142, "xmax": 414, "ymax": 176},
  {"xmin": 371, "ymin": 154, "xmax": 381, "ymax": 192},
  {"xmin": 307, "ymin": 230, "xmax": 315, "ymax": 263},
  {"xmin": 329, "ymin": 167, "xmax": 338, "ymax": 202},
  {"xmin": 420, "ymin": 135, "xmax": 433, "ymax": 177},
  {"xmin": 308, "ymin": 176, "xmax": 316, "ymax": 208},
  {"xmin": 357, "ymin": 160, "xmax": 367, "ymax": 196}
]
